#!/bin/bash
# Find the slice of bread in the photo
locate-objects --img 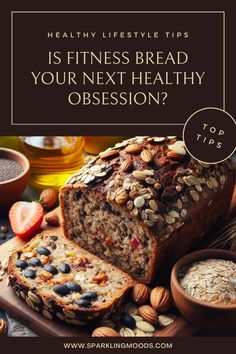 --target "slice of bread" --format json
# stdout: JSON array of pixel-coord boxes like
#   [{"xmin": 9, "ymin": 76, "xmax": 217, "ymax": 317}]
[{"xmin": 8, "ymin": 231, "xmax": 133, "ymax": 325}]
